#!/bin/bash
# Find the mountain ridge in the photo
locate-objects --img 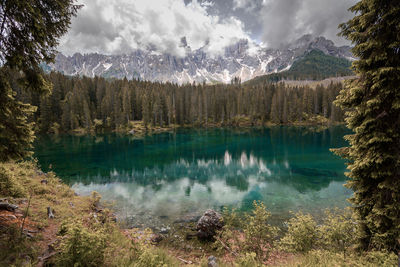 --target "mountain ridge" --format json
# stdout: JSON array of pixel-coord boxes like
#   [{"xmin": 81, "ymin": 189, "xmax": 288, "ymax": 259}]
[{"xmin": 49, "ymin": 35, "xmax": 353, "ymax": 84}]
